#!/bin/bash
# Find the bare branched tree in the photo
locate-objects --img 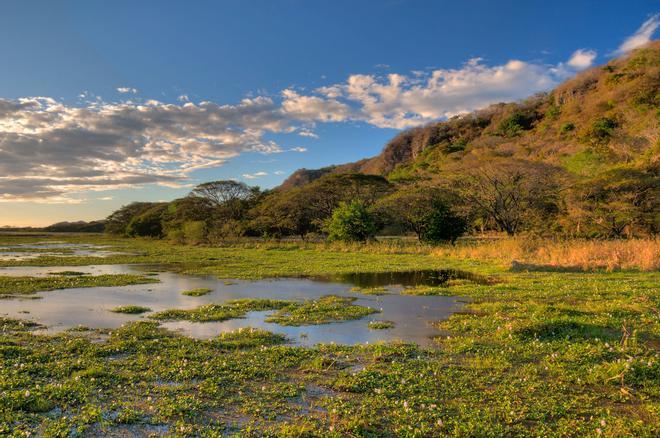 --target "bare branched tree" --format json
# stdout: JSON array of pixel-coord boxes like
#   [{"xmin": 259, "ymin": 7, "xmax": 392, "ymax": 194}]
[{"xmin": 457, "ymin": 160, "xmax": 559, "ymax": 235}]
